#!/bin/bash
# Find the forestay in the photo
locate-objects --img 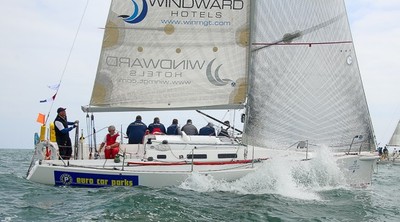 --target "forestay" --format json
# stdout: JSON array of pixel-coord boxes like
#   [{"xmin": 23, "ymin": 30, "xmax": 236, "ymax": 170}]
[
  {"xmin": 84, "ymin": 0, "xmax": 250, "ymax": 112},
  {"xmin": 243, "ymin": 0, "xmax": 375, "ymax": 152}
]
